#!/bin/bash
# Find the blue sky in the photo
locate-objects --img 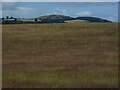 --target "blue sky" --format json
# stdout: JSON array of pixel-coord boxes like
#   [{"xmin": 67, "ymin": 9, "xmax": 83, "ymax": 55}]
[{"xmin": 2, "ymin": 2, "xmax": 118, "ymax": 22}]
